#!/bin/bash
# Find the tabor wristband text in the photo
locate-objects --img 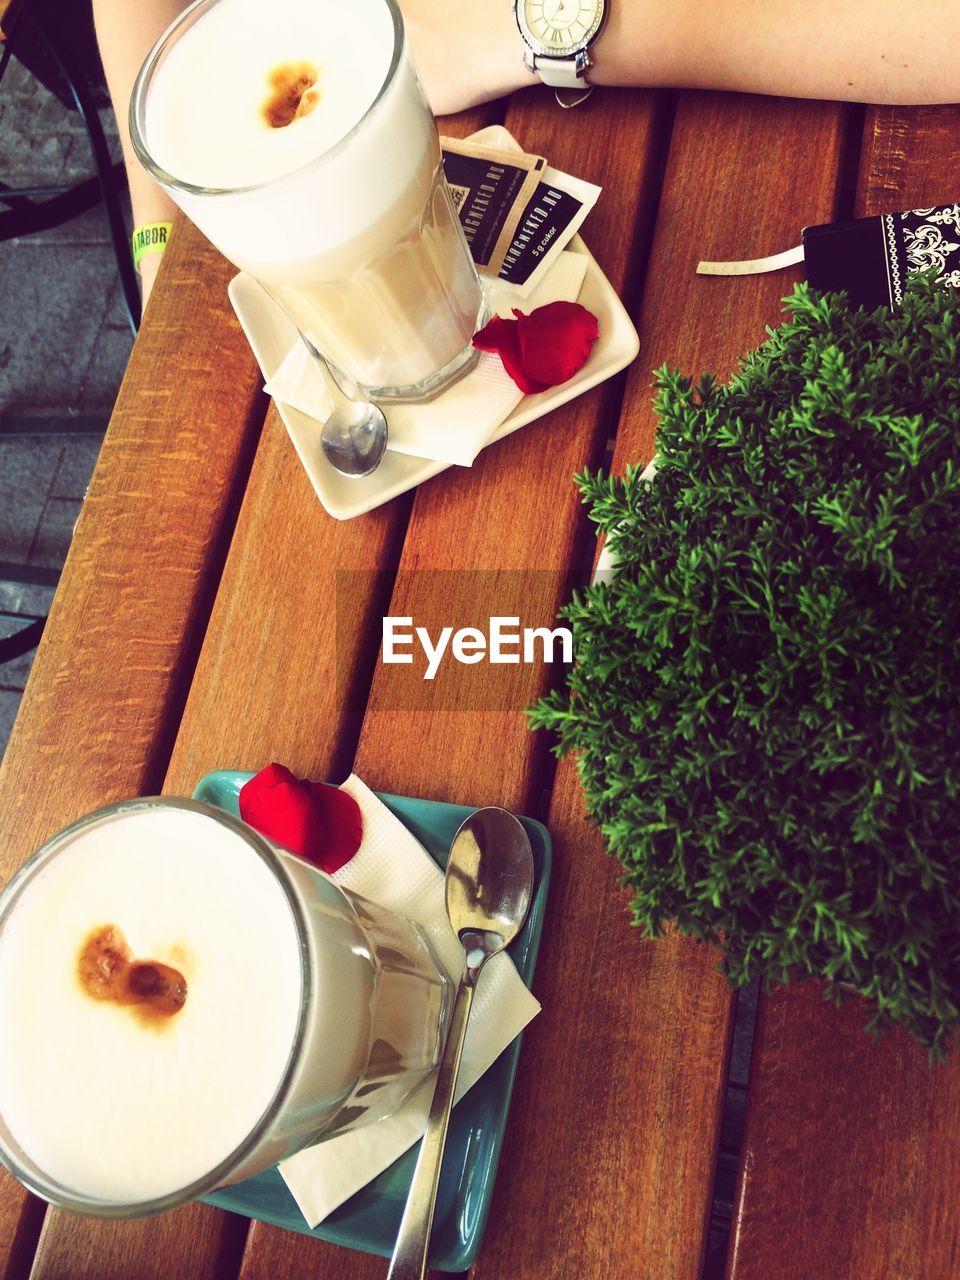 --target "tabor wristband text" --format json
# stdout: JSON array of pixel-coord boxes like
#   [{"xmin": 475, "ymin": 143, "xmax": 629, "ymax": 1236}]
[{"xmin": 132, "ymin": 222, "xmax": 173, "ymax": 272}]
